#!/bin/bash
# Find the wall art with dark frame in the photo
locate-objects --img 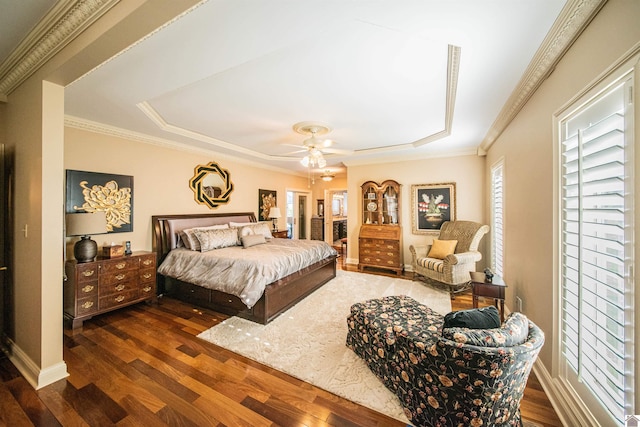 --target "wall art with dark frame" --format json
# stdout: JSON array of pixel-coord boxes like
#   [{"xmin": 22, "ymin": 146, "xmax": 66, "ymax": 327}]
[
  {"xmin": 411, "ymin": 182, "xmax": 456, "ymax": 234},
  {"xmin": 258, "ymin": 189, "xmax": 277, "ymax": 222},
  {"xmin": 65, "ymin": 170, "xmax": 134, "ymax": 233}
]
